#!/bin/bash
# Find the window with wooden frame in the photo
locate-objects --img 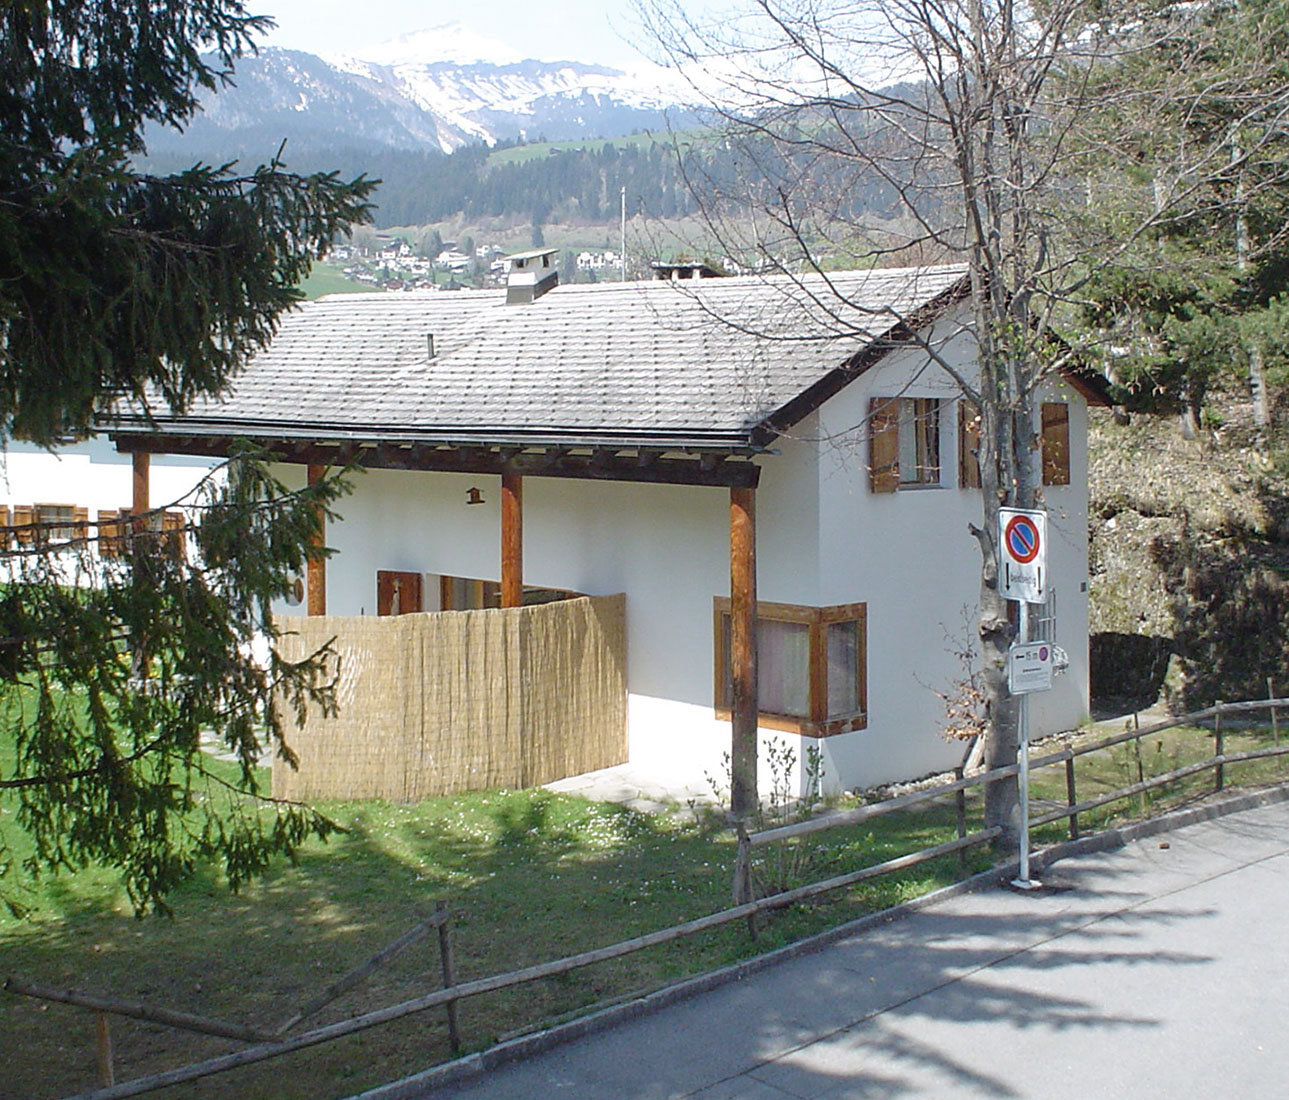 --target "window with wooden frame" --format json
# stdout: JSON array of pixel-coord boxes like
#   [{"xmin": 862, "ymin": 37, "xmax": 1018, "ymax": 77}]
[
  {"xmin": 438, "ymin": 574, "xmax": 581, "ymax": 611},
  {"xmin": 957, "ymin": 401, "xmax": 1071, "ymax": 488},
  {"xmin": 714, "ymin": 599, "xmax": 867, "ymax": 737},
  {"xmin": 441, "ymin": 575, "xmax": 500, "ymax": 611},
  {"xmin": 869, "ymin": 397, "xmax": 942, "ymax": 492},
  {"xmin": 32, "ymin": 503, "xmax": 85, "ymax": 542}
]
